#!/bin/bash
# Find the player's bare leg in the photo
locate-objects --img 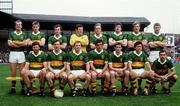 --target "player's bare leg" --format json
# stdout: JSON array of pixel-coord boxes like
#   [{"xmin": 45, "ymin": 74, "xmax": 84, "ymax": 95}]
[
  {"xmin": 9, "ymin": 63, "xmax": 17, "ymax": 94},
  {"xmin": 46, "ymin": 72, "xmax": 55, "ymax": 96},
  {"xmin": 39, "ymin": 69, "xmax": 46, "ymax": 96},
  {"xmin": 19, "ymin": 63, "xmax": 25, "ymax": 94},
  {"xmin": 79, "ymin": 72, "xmax": 91, "ymax": 96},
  {"xmin": 102, "ymin": 71, "xmax": 110, "ymax": 96},
  {"xmin": 59, "ymin": 72, "xmax": 68, "ymax": 90},
  {"xmin": 21, "ymin": 69, "xmax": 34, "ymax": 96},
  {"xmin": 91, "ymin": 71, "xmax": 97, "ymax": 96},
  {"xmin": 68, "ymin": 74, "xmax": 76, "ymax": 96}
]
